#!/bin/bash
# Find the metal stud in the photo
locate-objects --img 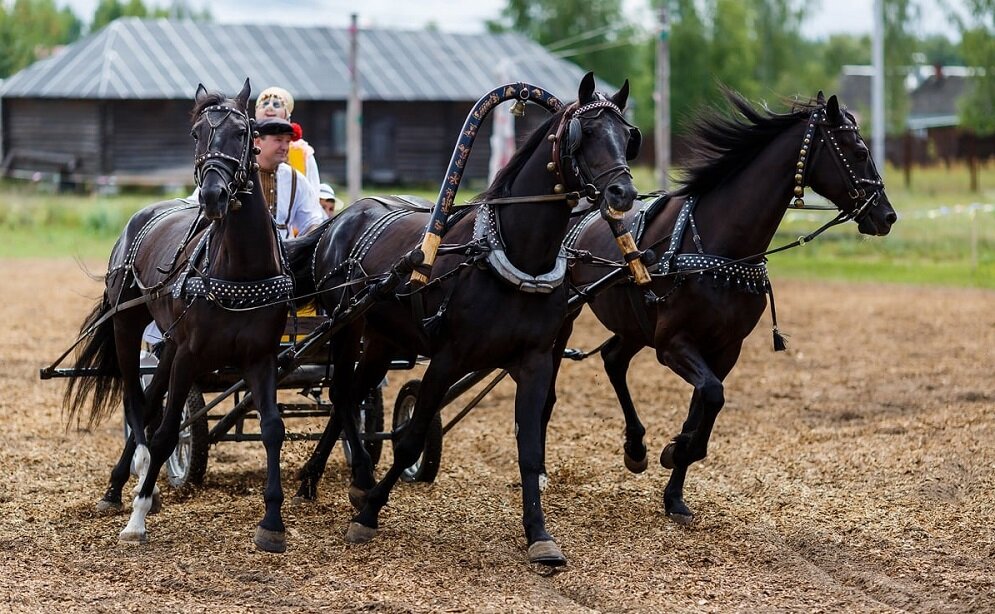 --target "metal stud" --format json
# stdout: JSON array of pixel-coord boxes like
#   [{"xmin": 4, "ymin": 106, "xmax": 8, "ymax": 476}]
[
  {"xmin": 547, "ymin": 134, "xmax": 556, "ymax": 142},
  {"xmin": 546, "ymin": 162, "xmax": 556, "ymax": 172},
  {"xmin": 793, "ymin": 186, "xmax": 804, "ymax": 197},
  {"xmin": 553, "ymin": 184, "xmax": 564, "ymax": 194}
]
